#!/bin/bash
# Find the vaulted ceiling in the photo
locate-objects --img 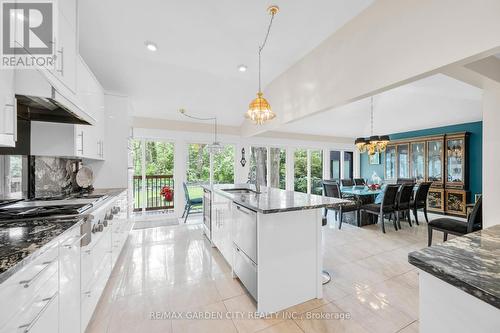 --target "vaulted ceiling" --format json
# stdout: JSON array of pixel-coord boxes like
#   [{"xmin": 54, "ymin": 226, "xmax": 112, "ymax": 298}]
[
  {"xmin": 79, "ymin": 1, "xmax": 483, "ymax": 138},
  {"xmin": 79, "ymin": 0, "xmax": 373, "ymax": 126}
]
